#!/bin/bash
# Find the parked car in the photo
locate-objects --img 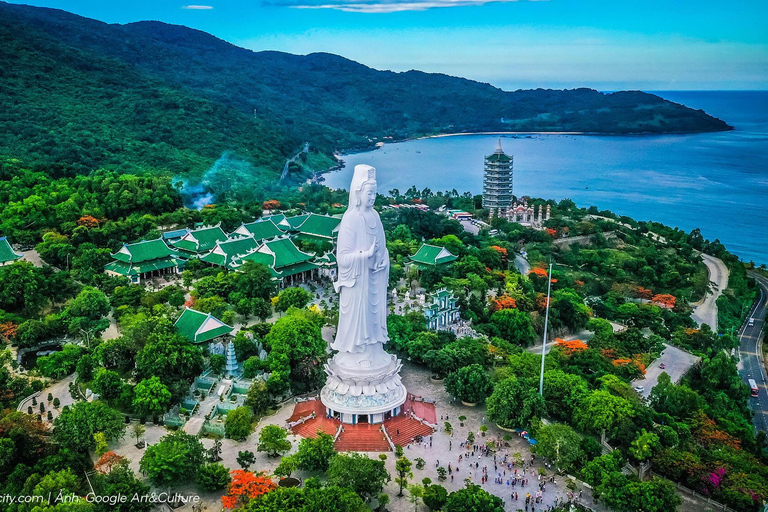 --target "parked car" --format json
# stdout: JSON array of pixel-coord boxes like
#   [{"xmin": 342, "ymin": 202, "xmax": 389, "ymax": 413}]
[
  {"xmin": 634, "ymin": 385, "xmax": 645, "ymax": 393},
  {"xmin": 659, "ymin": 363, "xmax": 666, "ymax": 369}
]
